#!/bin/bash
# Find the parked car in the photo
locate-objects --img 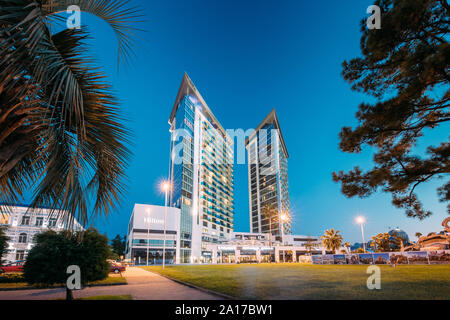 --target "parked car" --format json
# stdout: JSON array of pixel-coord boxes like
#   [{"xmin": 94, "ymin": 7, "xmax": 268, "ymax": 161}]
[
  {"xmin": 0, "ymin": 261, "xmax": 25, "ymax": 273},
  {"xmin": 109, "ymin": 263, "xmax": 126, "ymax": 274}
]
